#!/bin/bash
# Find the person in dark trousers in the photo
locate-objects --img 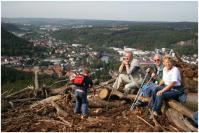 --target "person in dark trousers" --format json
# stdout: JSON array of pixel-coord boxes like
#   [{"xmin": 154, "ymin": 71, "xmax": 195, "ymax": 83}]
[
  {"xmin": 150, "ymin": 56, "xmax": 184, "ymax": 116},
  {"xmin": 142, "ymin": 54, "xmax": 164, "ymax": 97},
  {"xmin": 73, "ymin": 68, "xmax": 93, "ymax": 119}
]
